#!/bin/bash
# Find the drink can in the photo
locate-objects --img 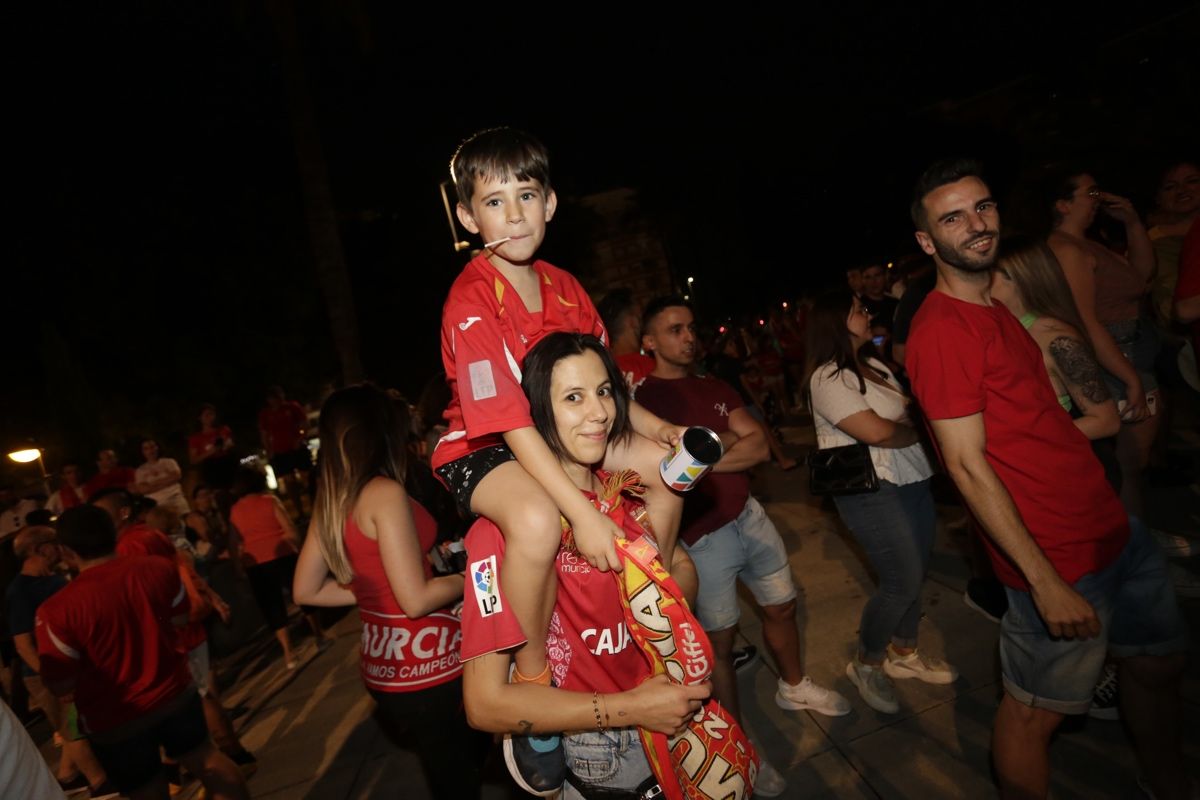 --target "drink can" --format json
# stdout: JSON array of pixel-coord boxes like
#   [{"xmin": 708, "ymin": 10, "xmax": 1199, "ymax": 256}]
[{"xmin": 659, "ymin": 426, "xmax": 724, "ymax": 491}]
